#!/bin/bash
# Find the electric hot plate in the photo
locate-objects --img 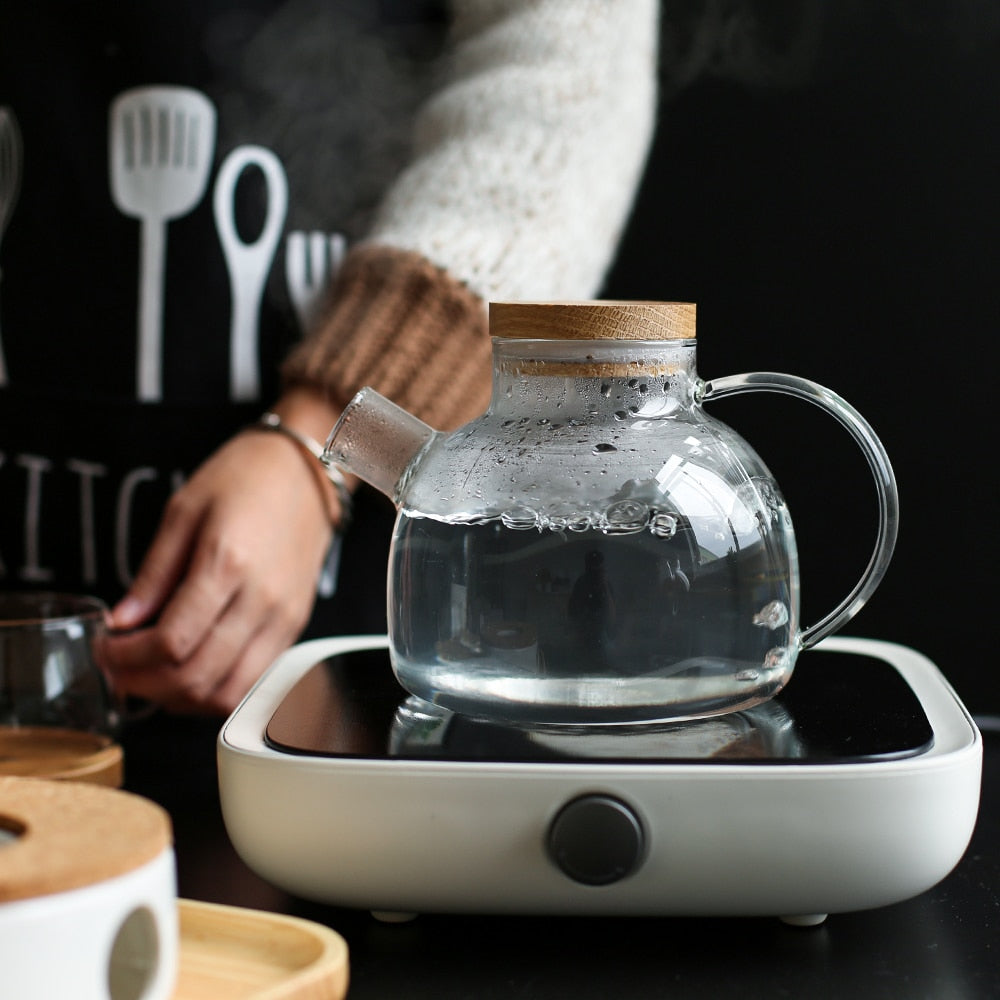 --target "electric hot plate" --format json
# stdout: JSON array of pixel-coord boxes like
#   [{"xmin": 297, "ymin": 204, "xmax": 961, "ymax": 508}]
[{"xmin": 218, "ymin": 636, "xmax": 981, "ymax": 925}]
